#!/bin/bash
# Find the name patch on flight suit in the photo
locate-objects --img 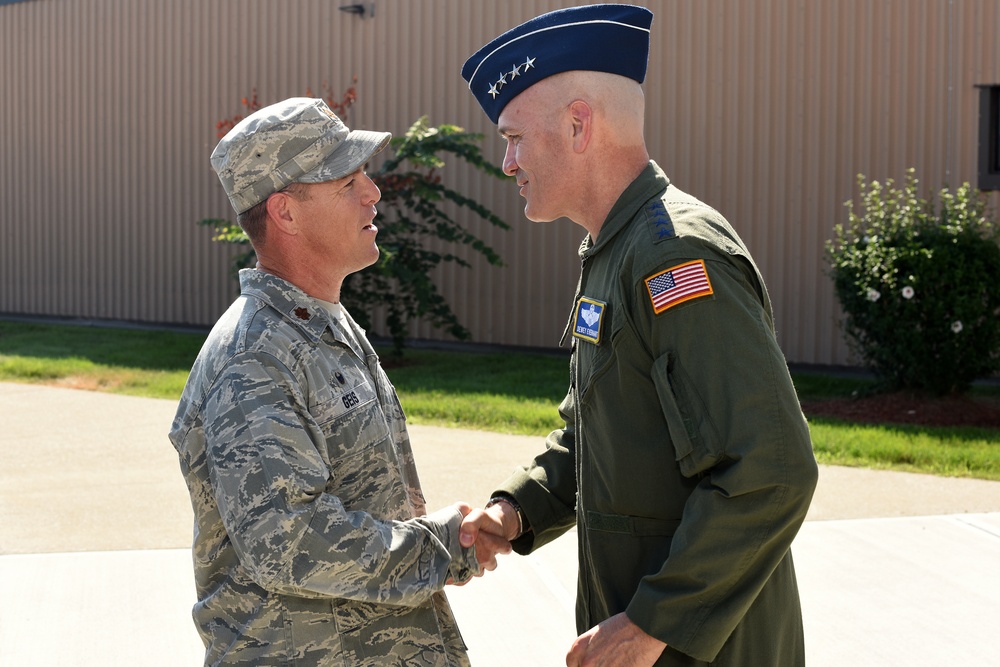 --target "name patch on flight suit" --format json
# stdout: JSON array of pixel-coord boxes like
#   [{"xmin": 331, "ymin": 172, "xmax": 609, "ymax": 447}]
[{"xmin": 573, "ymin": 297, "xmax": 607, "ymax": 344}]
